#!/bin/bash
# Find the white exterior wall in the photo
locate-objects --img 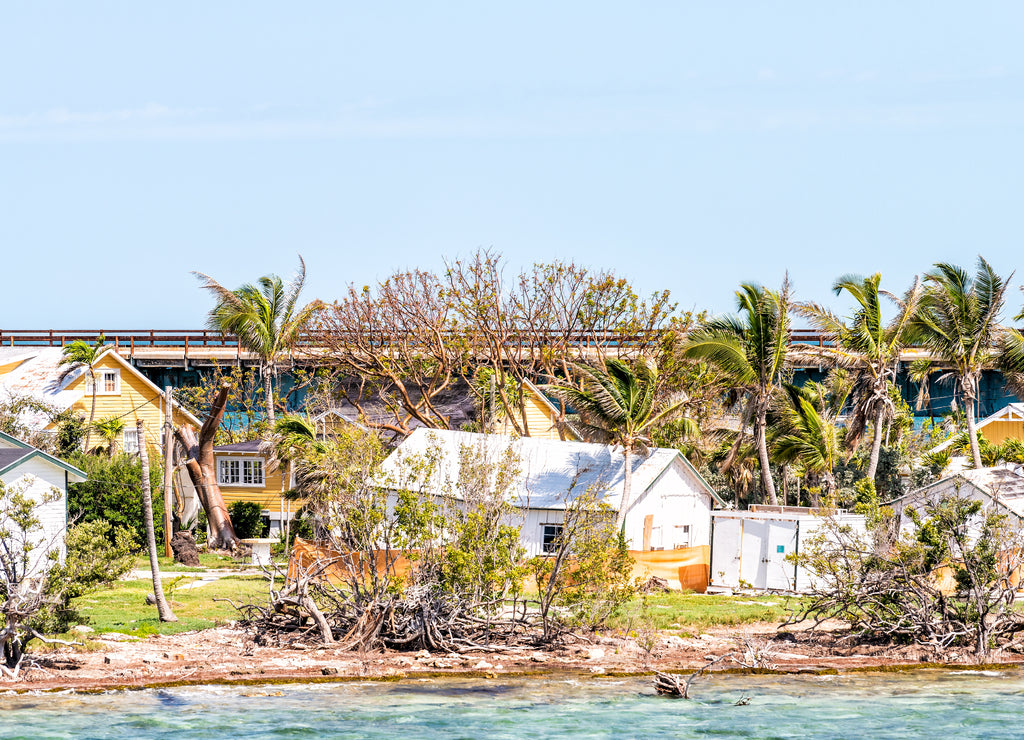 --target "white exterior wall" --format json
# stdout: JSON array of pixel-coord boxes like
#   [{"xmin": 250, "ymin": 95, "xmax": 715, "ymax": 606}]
[
  {"xmin": 622, "ymin": 459, "xmax": 713, "ymax": 551},
  {"xmin": 0, "ymin": 458, "xmax": 68, "ymax": 574},
  {"xmin": 711, "ymin": 511, "xmax": 866, "ymax": 592}
]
